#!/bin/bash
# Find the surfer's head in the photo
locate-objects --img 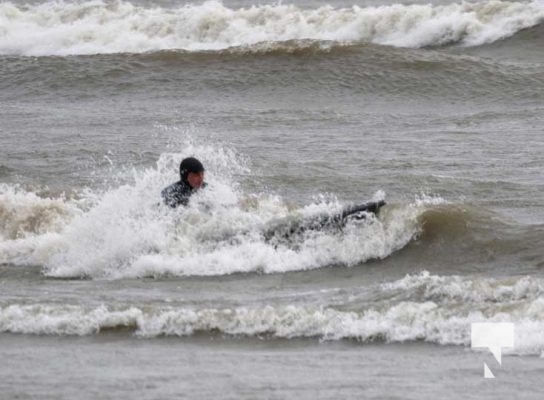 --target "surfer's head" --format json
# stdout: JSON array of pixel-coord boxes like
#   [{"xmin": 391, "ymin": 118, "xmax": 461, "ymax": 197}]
[{"xmin": 180, "ymin": 157, "xmax": 205, "ymax": 189}]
